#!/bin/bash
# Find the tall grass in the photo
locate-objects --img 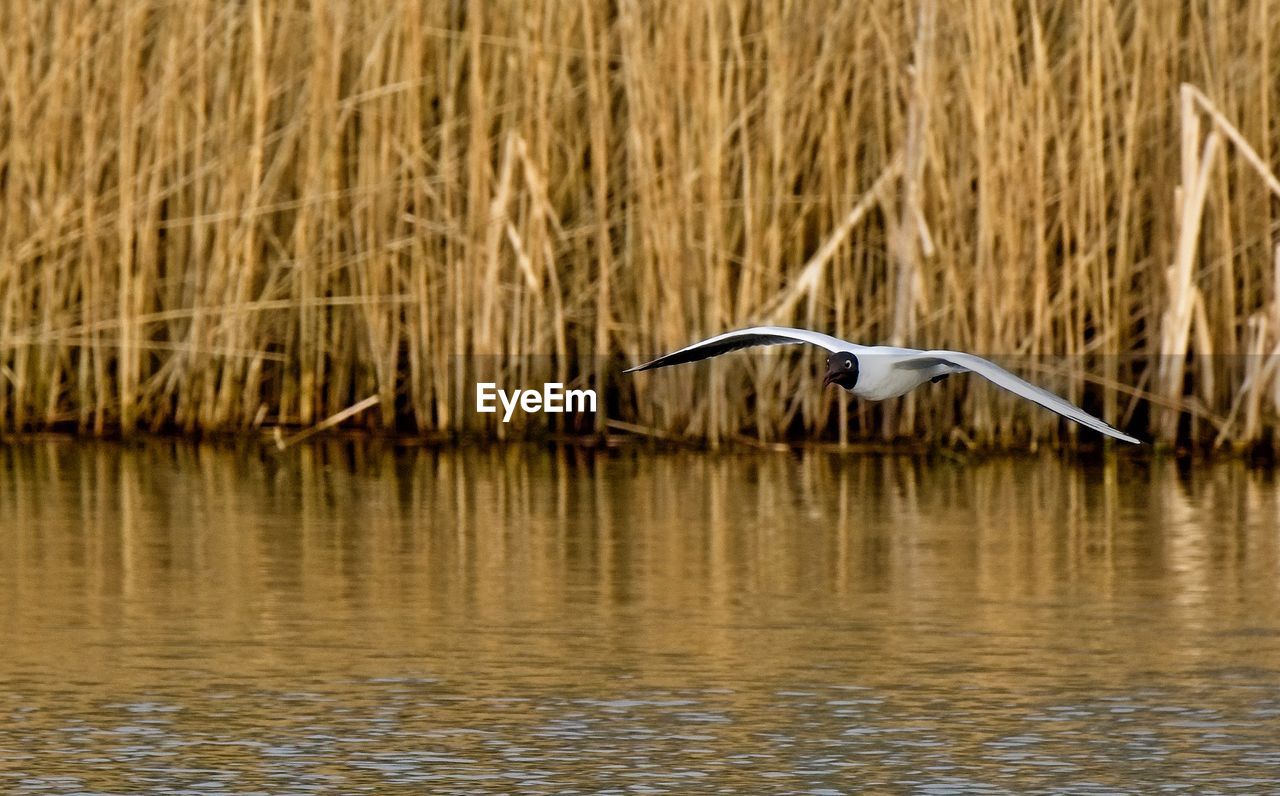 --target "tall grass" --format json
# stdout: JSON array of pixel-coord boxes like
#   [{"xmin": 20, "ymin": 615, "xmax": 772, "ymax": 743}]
[{"xmin": 0, "ymin": 2, "xmax": 1277, "ymax": 447}]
